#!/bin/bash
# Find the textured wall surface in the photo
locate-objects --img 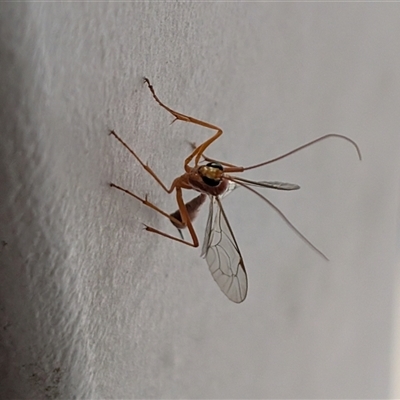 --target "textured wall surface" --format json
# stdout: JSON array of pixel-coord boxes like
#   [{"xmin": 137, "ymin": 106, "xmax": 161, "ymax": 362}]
[{"xmin": 1, "ymin": 3, "xmax": 399, "ymax": 399}]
